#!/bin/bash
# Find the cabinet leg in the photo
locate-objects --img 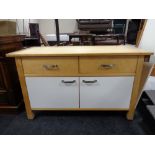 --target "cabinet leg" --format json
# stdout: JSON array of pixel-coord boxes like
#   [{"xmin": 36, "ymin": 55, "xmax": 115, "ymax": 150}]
[
  {"xmin": 27, "ymin": 111, "xmax": 35, "ymax": 120},
  {"xmin": 126, "ymin": 56, "xmax": 144, "ymax": 121},
  {"xmin": 126, "ymin": 111, "xmax": 135, "ymax": 120},
  {"xmin": 15, "ymin": 58, "xmax": 35, "ymax": 120}
]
